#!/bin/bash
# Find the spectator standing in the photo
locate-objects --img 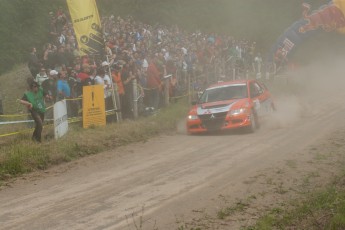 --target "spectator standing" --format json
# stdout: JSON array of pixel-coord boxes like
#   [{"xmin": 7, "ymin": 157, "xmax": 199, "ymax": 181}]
[
  {"xmin": 146, "ymin": 56, "xmax": 162, "ymax": 110},
  {"xmin": 42, "ymin": 43, "xmax": 54, "ymax": 69},
  {"xmin": 142, "ymin": 55, "xmax": 148, "ymax": 71},
  {"xmin": 56, "ymin": 70, "xmax": 71, "ymax": 101},
  {"xmin": 35, "ymin": 67, "xmax": 49, "ymax": 86},
  {"xmin": 96, "ymin": 67, "xmax": 114, "ymax": 122},
  {"xmin": 56, "ymin": 70, "xmax": 73, "ymax": 117},
  {"xmin": 100, "ymin": 63, "xmax": 113, "ymax": 105},
  {"xmin": 77, "ymin": 64, "xmax": 91, "ymax": 84},
  {"xmin": 48, "ymin": 12, "xmax": 58, "ymax": 45},
  {"xmin": 111, "ymin": 65, "xmax": 125, "ymax": 117},
  {"xmin": 28, "ymin": 47, "xmax": 41, "ymax": 77},
  {"xmin": 64, "ymin": 44, "xmax": 75, "ymax": 67},
  {"xmin": 19, "ymin": 80, "xmax": 51, "ymax": 142},
  {"xmin": 102, "ymin": 63, "xmax": 114, "ymax": 122},
  {"xmin": 56, "ymin": 45, "xmax": 68, "ymax": 70},
  {"xmin": 94, "ymin": 68, "xmax": 105, "ymax": 85},
  {"xmin": 42, "ymin": 70, "xmax": 58, "ymax": 102},
  {"xmin": 67, "ymin": 70, "xmax": 80, "ymax": 117},
  {"xmin": 86, "ymin": 68, "xmax": 96, "ymax": 86},
  {"xmin": 121, "ymin": 62, "xmax": 136, "ymax": 119},
  {"xmin": 55, "ymin": 7, "xmax": 67, "ymax": 34}
]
